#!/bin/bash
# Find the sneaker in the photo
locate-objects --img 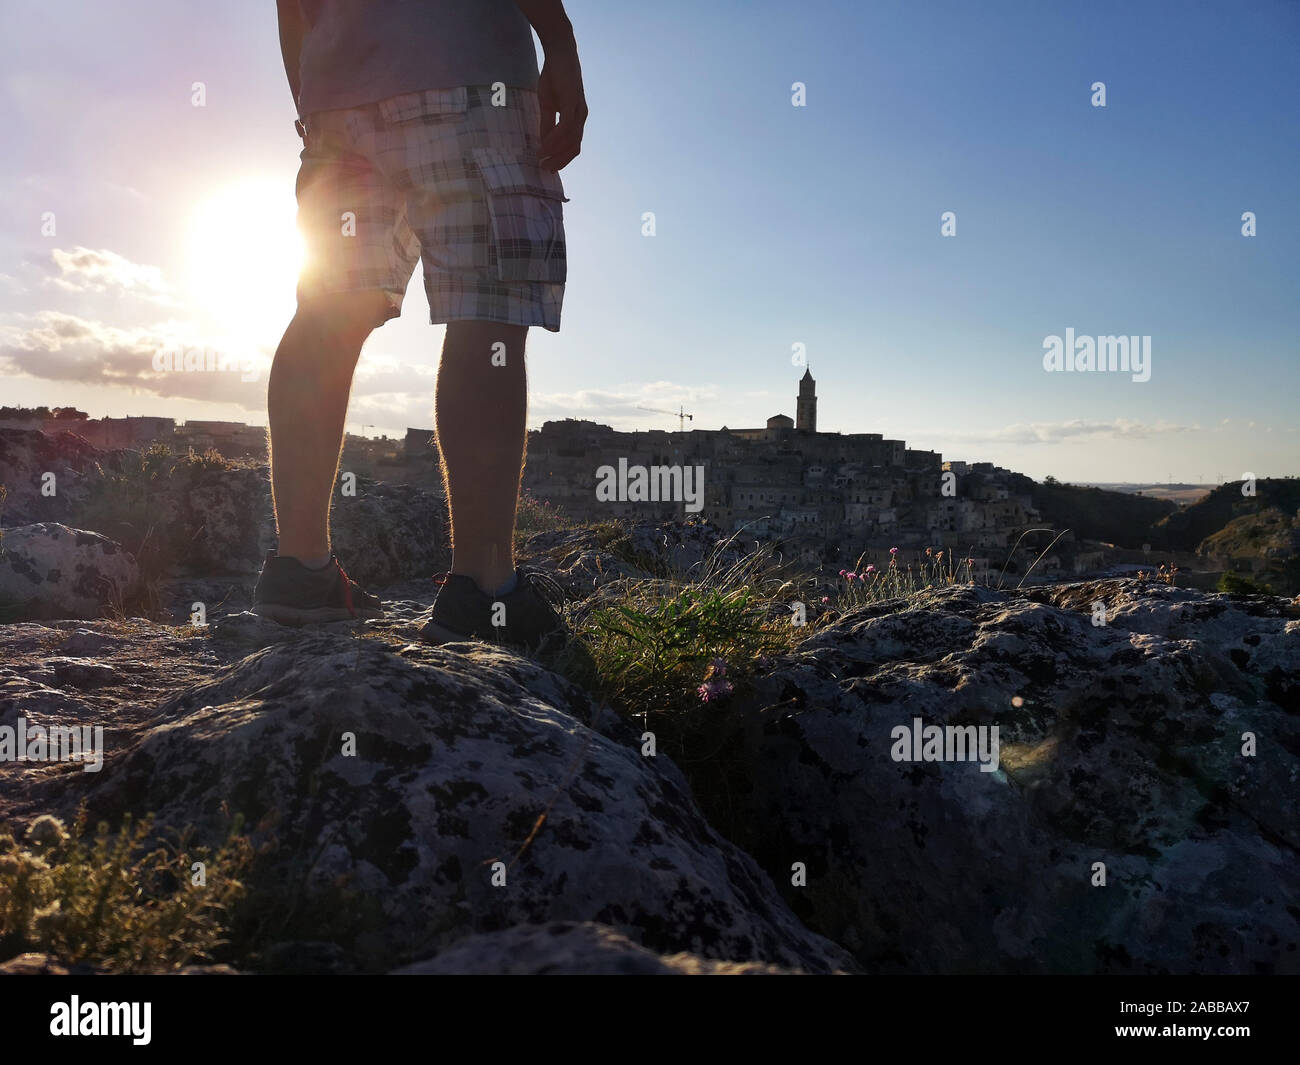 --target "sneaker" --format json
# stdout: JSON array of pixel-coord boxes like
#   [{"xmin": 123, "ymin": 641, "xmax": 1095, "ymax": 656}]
[
  {"xmin": 420, "ymin": 566, "xmax": 568, "ymax": 653},
  {"xmin": 251, "ymin": 551, "xmax": 384, "ymax": 625}
]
